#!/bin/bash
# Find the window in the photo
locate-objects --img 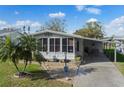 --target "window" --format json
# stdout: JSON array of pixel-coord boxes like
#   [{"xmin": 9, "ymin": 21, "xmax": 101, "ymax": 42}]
[
  {"xmin": 62, "ymin": 38, "xmax": 73, "ymax": 53},
  {"xmin": 50, "ymin": 38, "xmax": 60, "ymax": 52},
  {"xmin": 37, "ymin": 38, "xmax": 47, "ymax": 52},
  {"xmin": 43, "ymin": 38, "xmax": 48, "ymax": 52},
  {"xmin": 55, "ymin": 38, "xmax": 60, "ymax": 52},
  {"xmin": 76, "ymin": 40, "xmax": 79, "ymax": 51},
  {"xmin": 37, "ymin": 38, "xmax": 43, "ymax": 51},
  {"xmin": 50, "ymin": 38, "xmax": 54, "ymax": 52},
  {"xmin": 62, "ymin": 38, "xmax": 67, "ymax": 52},
  {"xmin": 68, "ymin": 38, "xmax": 73, "ymax": 52}
]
